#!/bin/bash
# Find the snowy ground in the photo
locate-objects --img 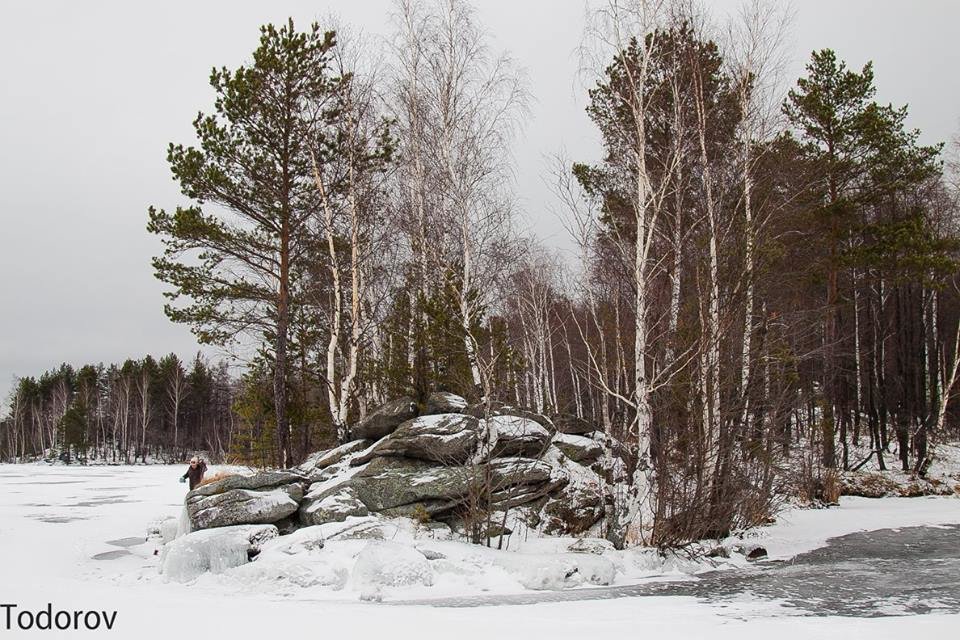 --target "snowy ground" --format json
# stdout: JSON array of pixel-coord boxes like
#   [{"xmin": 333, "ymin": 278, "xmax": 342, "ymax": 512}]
[{"xmin": 0, "ymin": 464, "xmax": 958, "ymax": 639}]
